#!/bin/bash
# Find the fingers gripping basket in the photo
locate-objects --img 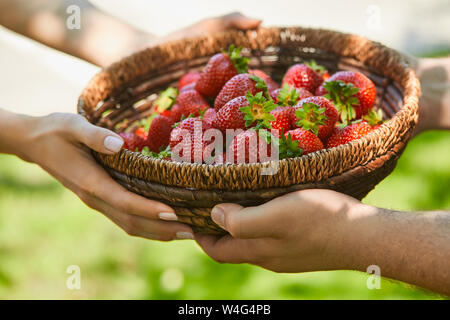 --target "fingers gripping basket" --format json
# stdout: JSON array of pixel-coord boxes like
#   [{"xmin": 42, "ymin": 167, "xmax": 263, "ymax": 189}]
[{"xmin": 78, "ymin": 27, "xmax": 420, "ymax": 234}]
